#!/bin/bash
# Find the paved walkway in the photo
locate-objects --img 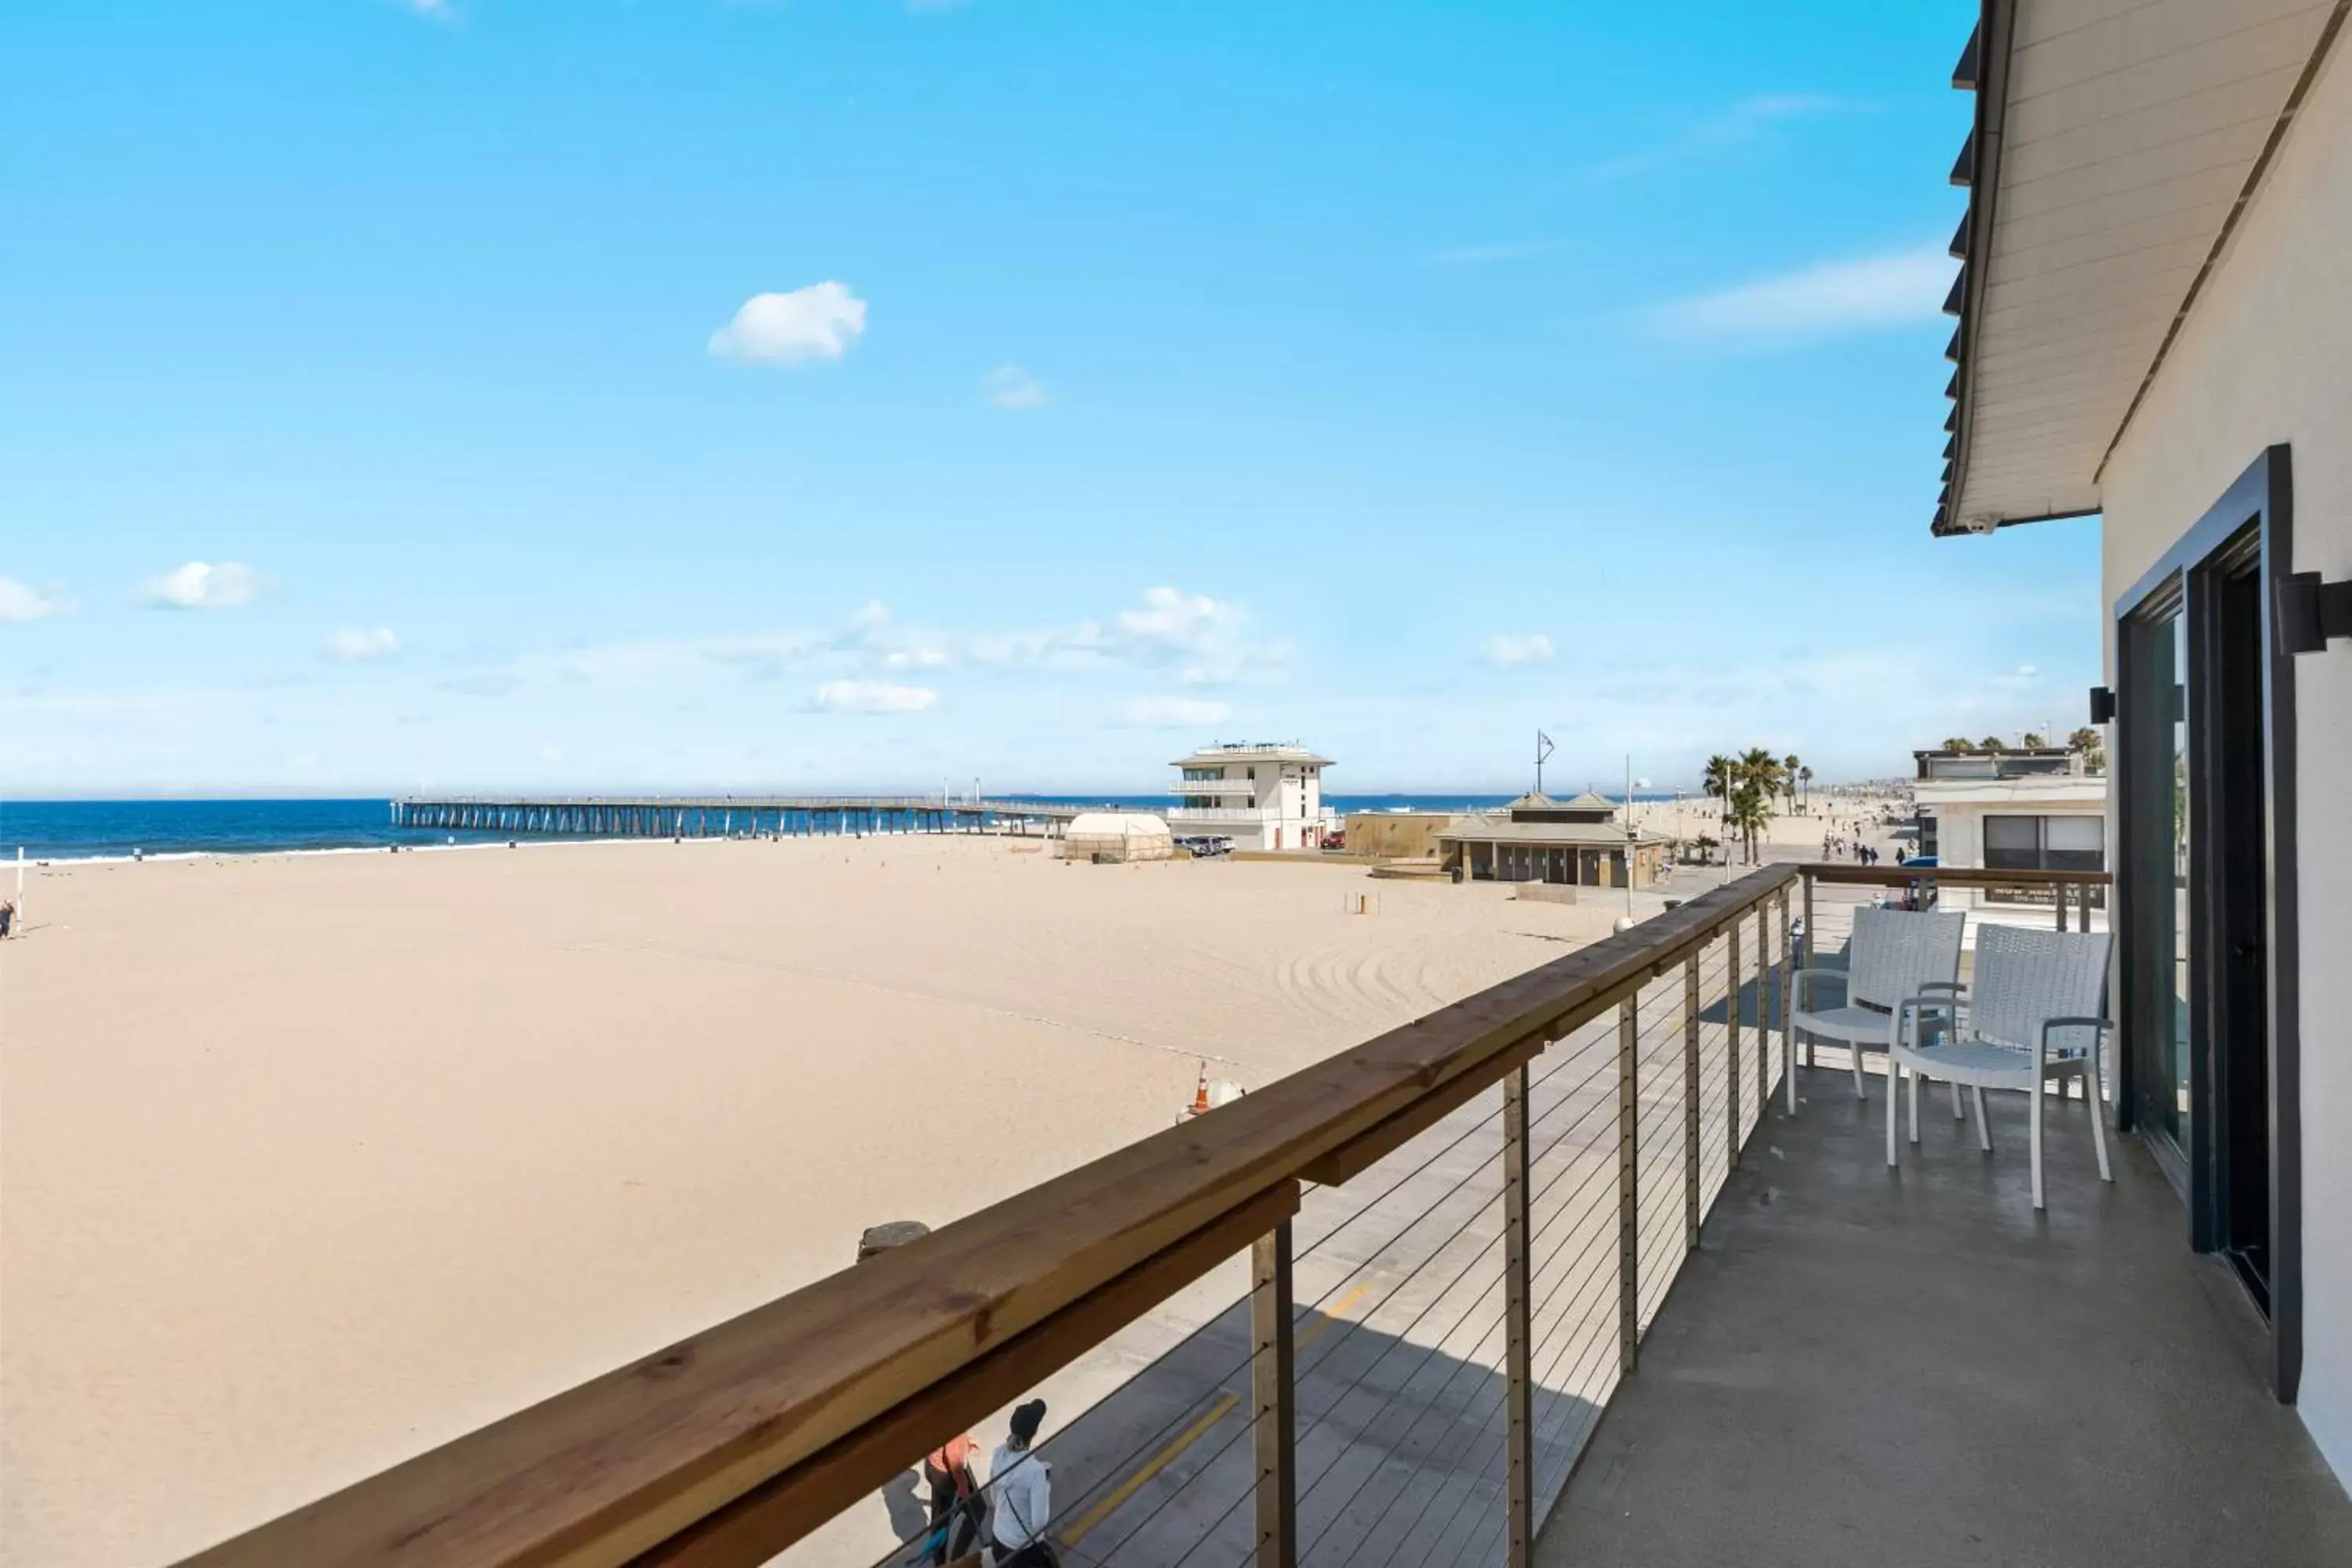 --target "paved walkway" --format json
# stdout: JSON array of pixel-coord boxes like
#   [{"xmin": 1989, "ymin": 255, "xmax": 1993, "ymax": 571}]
[{"xmin": 1539, "ymin": 1064, "xmax": 2352, "ymax": 1567}]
